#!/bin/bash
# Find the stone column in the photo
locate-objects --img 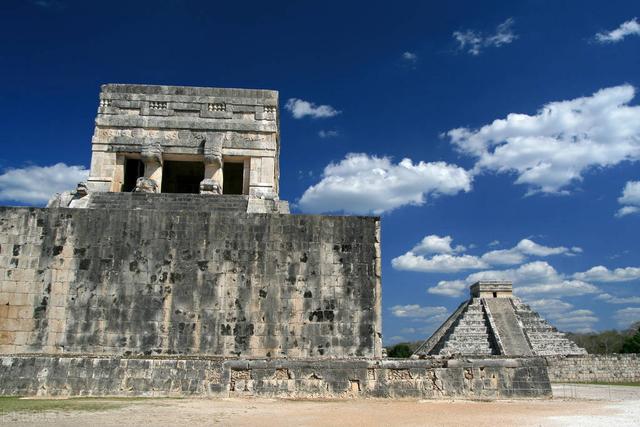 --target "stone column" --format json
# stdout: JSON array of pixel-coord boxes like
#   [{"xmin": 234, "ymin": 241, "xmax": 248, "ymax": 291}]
[
  {"xmin": 200, "ymin": 133, "xmax": 224, "ymax": 195},
  {"xmin": 138, "ymin": 142, "xmax": 162, "ymax": 193}
]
